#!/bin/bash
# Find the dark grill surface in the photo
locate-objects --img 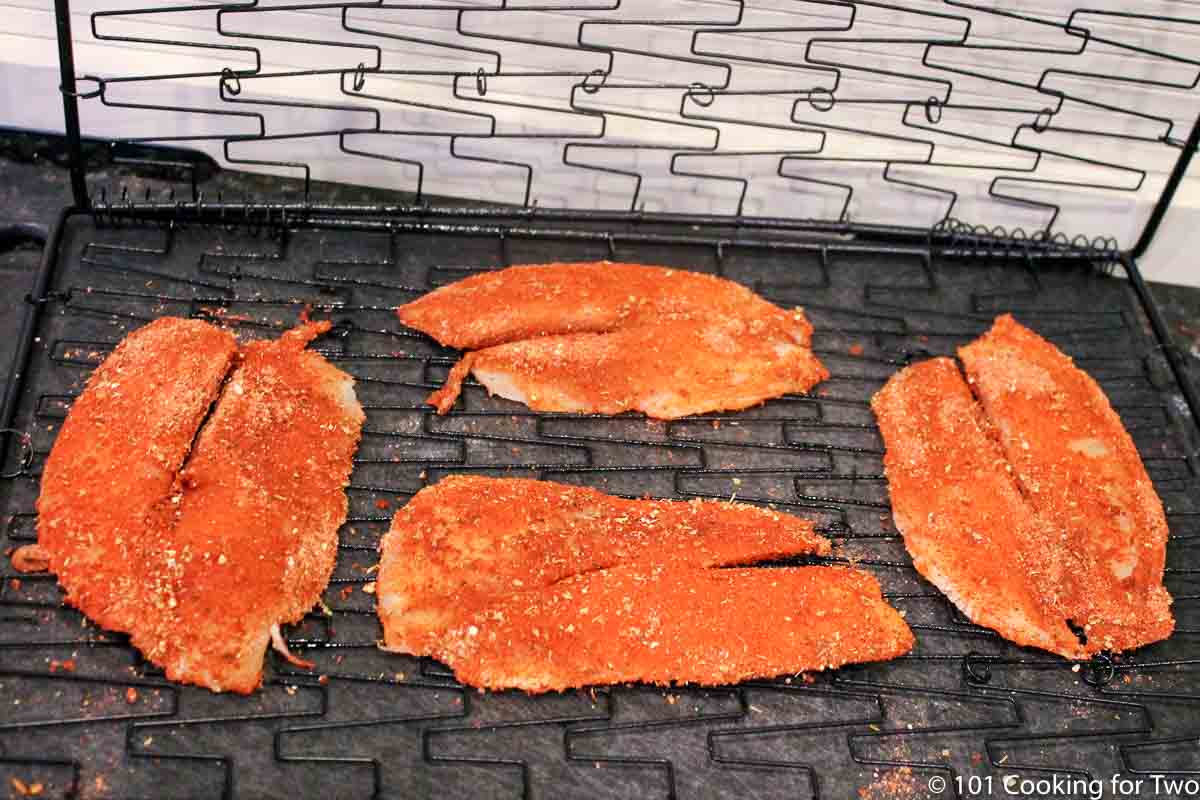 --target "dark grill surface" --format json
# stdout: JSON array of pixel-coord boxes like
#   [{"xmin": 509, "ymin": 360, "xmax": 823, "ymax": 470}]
[{"xmin": 0, "ymin": 215, "xmax": 1198, "ymax": 799}]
